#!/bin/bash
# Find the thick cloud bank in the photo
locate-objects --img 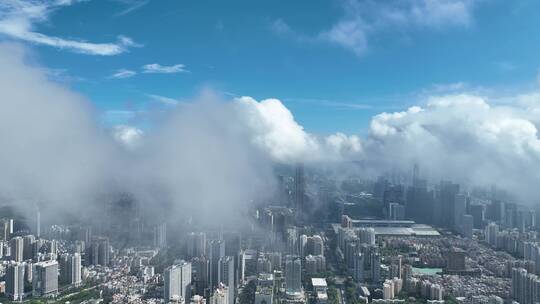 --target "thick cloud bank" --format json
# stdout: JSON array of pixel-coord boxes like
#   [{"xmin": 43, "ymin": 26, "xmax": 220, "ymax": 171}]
[
  {"xmin": 0, "ymin": 43, "xmax": 116, "ymax": 213},
  {"xmin": 0, "ymin": 44, "xmax": 275, "ymax": 225},
  {"xmin": 365, "ymin": 94, "xmax": 540, "ymax": 201},
  {"xmin": 2, "ymin": 41, "xmax": 540, "ymax": 222},
  {"xmin": 231, "ymin": 93, "xmax": 540, "ymax": 203}
]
